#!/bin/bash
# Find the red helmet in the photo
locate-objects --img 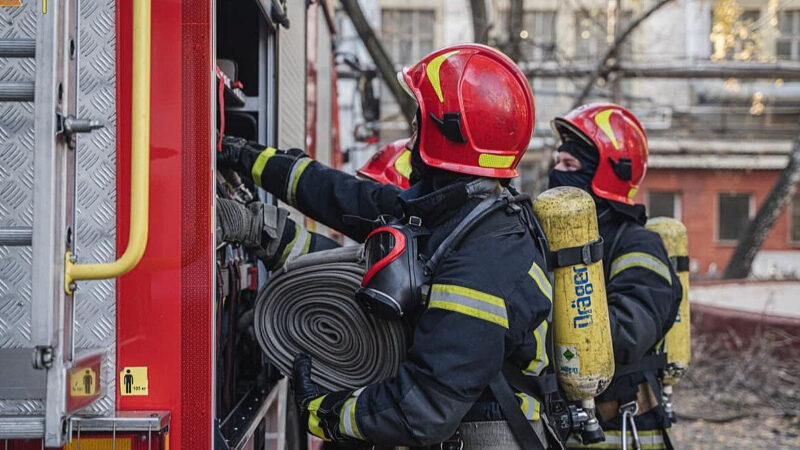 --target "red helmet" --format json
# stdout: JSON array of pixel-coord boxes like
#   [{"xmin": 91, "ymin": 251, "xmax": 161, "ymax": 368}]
[
  {"xmin": 400, "ymin": 44, "xmax": 535, "ymax": 178},
  {"xmin": 552, "ymin": 103, "xmax": 648, "ymax": 205},
  {"xmin": 356, "ymin": 139, "xmax": 412, "ymax": 189}
]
